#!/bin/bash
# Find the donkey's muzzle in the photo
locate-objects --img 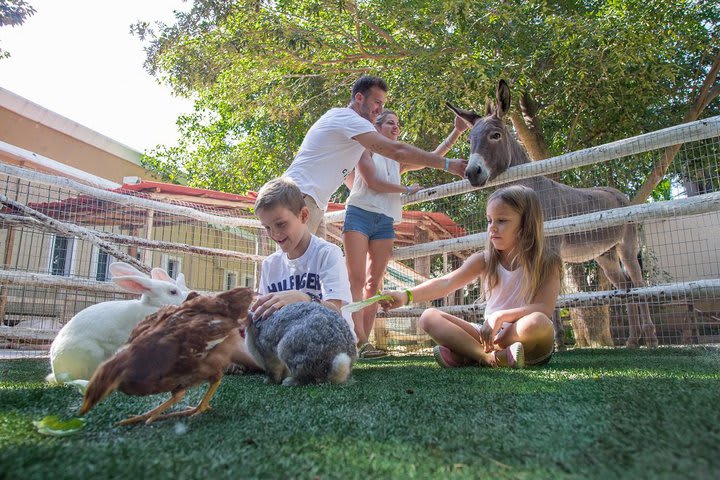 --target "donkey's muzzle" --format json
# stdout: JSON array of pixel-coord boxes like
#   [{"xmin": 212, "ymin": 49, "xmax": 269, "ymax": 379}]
[{"xmin": 465, "ymin": 153, "xmax": 489, "ymax": 187}]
